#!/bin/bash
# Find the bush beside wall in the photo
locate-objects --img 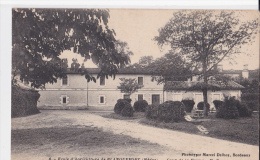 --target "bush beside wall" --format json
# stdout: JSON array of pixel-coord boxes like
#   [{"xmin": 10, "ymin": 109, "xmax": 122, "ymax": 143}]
[
  {"xmin": 213, "ymin": 100, "xmax": 224, "ymax": 110},
  {"xmin": 236, "ymin": 102, "xmax": 252, "ymax": 117},
  {"xmin": 241, "ymin": 93, "xmax": 259, "ymax": 111},
  {"xmin": 145, "ymin": 104, "xmax": 159, "ymax": 120},
  {"xmin": 133, "ymin": 100, "xmax": 148, "ymax": 112},
  {"xmin": 146, "ymin": 101, "xmax": 185, "ymax": 123},
  {"xmin": 181, "ymin": 100, "xmax": 195, "ymax": 113},
  {"xmin": 158, "ymin": 101, "xmax": 185, "ymax": 122},
  {"xmin": 216, "ymin": 97, "xmax": 239, "ymax": 119},
  {"xmin": 197, "ymin": 102, "xmax": 210, "ymax": 111},
  {"xmin": 114, "ymin": 99, "xmax": 130, "ymax": 114},
  {"xmin": 12, "ymin": 86, "xmax": 40, "ymax": 118},
  {"xmin": 121, "ymin": 103, "xmax": 134, "ymax": 117}
]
